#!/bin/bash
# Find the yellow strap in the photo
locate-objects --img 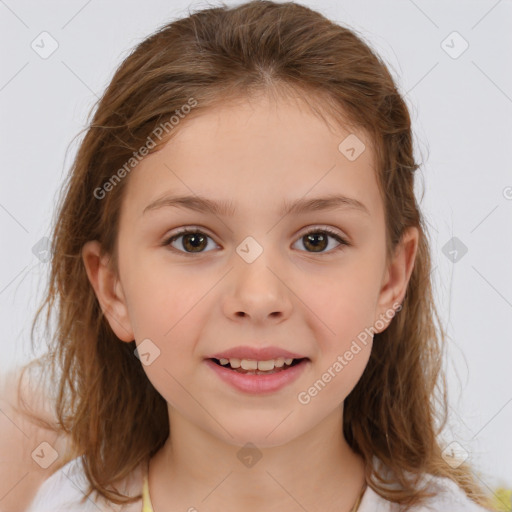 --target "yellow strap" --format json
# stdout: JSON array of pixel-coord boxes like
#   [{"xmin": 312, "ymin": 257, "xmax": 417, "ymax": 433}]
[{"xmin": 142, "ymin": 472, "xmax": 154, "ymax": 512}]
